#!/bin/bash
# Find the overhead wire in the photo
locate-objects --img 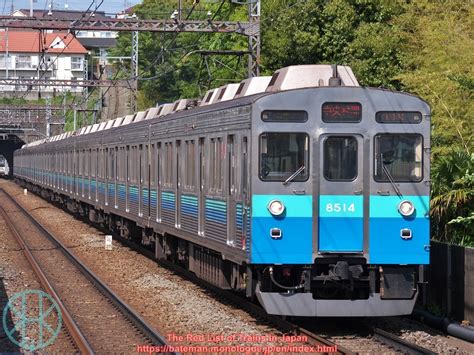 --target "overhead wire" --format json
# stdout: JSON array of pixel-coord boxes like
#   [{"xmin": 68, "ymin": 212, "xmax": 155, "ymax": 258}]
[{"xmin": 131, "ymin": 0, "xmax": 229, "ymax": 92}]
